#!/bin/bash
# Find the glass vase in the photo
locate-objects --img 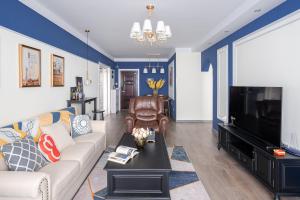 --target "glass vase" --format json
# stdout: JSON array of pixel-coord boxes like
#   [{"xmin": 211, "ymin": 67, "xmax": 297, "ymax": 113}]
[{"xmin": 153, "ymin": 89, "xmax": 158, "ymax": 96}]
